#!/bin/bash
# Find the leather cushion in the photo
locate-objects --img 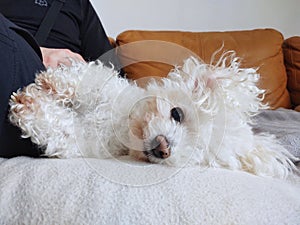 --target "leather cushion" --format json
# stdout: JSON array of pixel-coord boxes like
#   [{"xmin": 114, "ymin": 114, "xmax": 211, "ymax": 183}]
[
  {"xmin": 283, "ymin": 36, "xmax": 300, "ymax": 108},
  {"xmin": 116, "ymin": 29, "xmax": 291, "ymax": 109}
]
